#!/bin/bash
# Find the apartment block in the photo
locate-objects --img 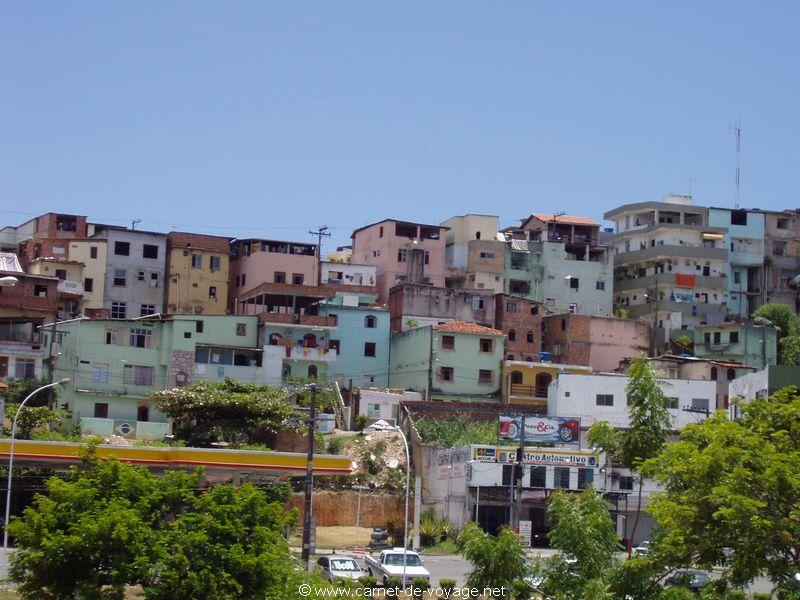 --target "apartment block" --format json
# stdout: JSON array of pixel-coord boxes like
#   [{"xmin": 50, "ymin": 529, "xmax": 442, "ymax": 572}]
[
  {"xmin": 494, "ymin": 294, "xmax": 542, "ymax": 361},
  {"xmin": 351, "ymin": 219, "xmax": 447, "ymax": 302},
  {"xmin": 693, "ymin": 321, "xmax": 777, "ymax": 369},
  {"xmin": 605, "ymin": 195, "xmax": 729, "ymax": 349},
  {"xmin": 441, "ymin": 214, "xmax": 505, "ymax": 293},
  {"xmin": 387, "ymin": 283, "xmax": 496, "ymax": 333},
  {"xmin": 760, "ymin": 209, "xmax": 800, "ymax": 311},
  {"xmin": 165, "ymin": 232, "xmax": 231, "ymax": 315},
  {"xmin": 541, "ymin": 313, "xmax": 649, "ymax": 372},
  {"xmin": 319, "ymin": 261, "xmax": 377, "ymax": 288}
]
